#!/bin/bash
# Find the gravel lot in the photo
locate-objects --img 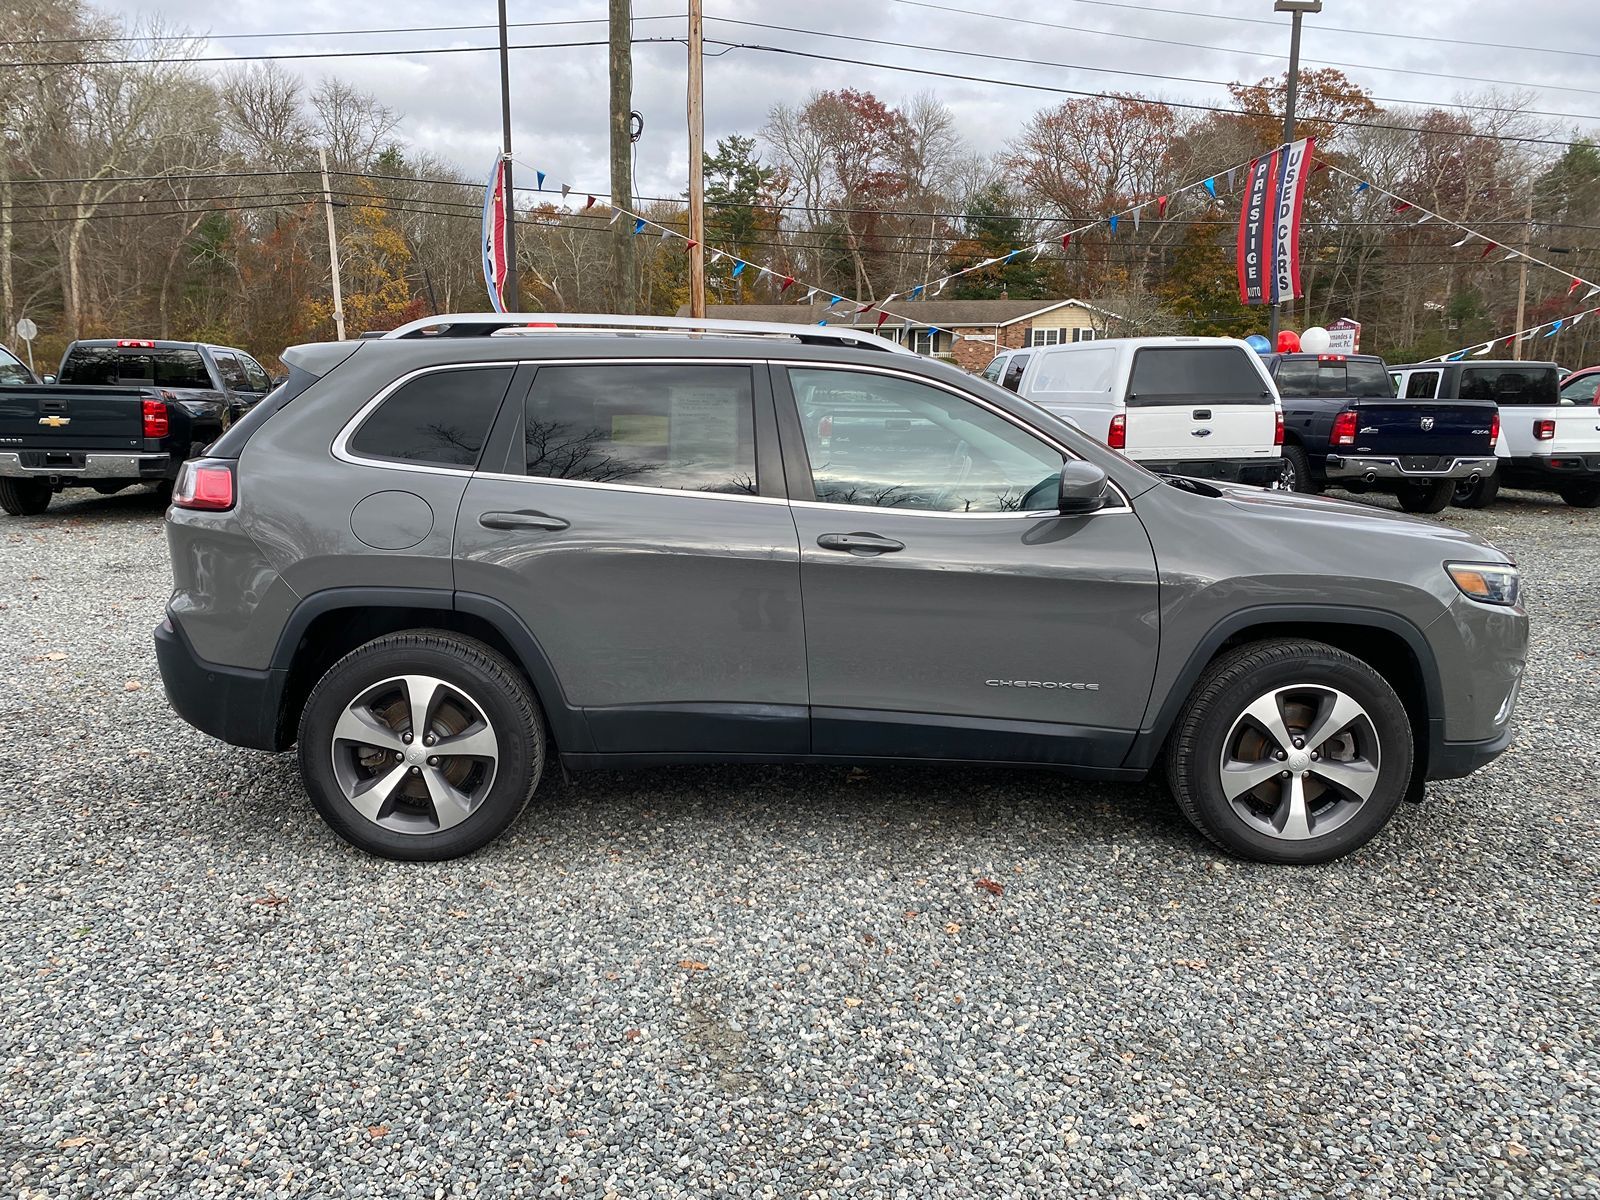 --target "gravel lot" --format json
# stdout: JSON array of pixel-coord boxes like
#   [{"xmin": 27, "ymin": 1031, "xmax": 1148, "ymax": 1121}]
[{"xmin": 1, "ymin": 484, "xmax": 1596, "ymax": 1199}]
